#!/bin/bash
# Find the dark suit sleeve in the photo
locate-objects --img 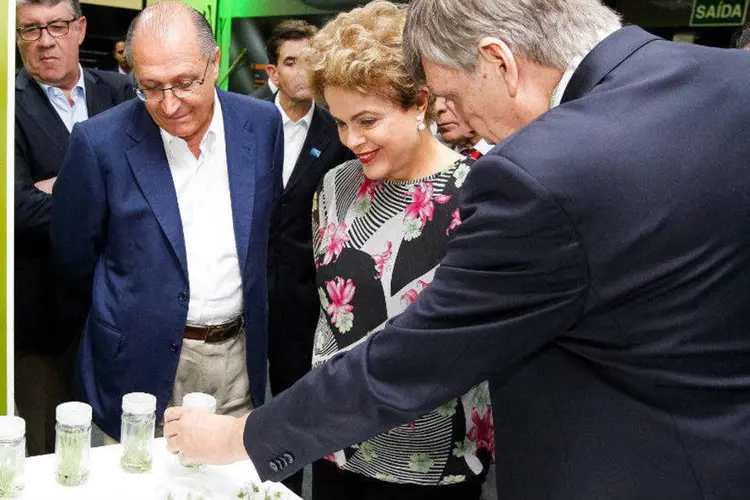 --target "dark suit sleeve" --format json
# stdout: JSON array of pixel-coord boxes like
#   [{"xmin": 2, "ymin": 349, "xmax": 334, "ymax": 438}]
[
  {"xmin": 243, "ymin": 154, "xmax": 590, "ymax": 481},
  {"xmin": 14, "ymin": 122, "xmax": 52, "ymax": 234},
  {"xmin": 50, "ymin": 123, "xmax": 106, "ymax": 289}
]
